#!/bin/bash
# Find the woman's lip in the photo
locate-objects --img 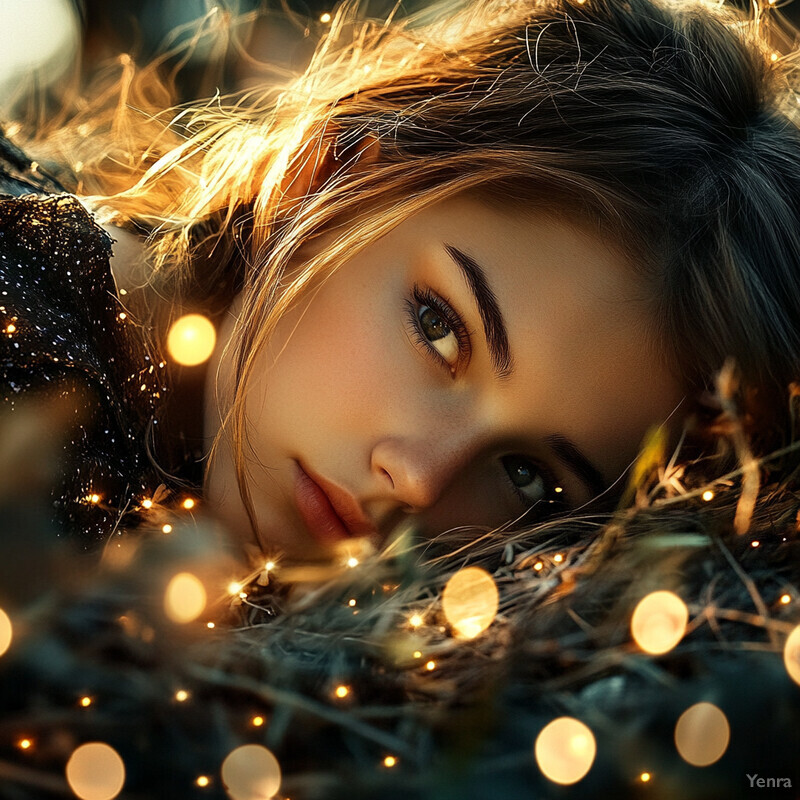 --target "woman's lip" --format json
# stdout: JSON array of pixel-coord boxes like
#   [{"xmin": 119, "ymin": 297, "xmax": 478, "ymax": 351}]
[{"xmin": 293, "ymin": 462, "xmax": 359, "ymax": 548}]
